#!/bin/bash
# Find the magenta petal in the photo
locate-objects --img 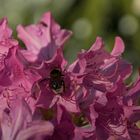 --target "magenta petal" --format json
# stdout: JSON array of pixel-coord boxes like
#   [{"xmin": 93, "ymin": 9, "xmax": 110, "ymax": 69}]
[
  {"xmin": 57, "ymin": 96, "xmax": 80, "ymax": 113},
  {"xmin": 95, "ymin": 122, "xmax": 109, "ymax": 140},
  {"xmin": 0, "ymin": 93, "xmax": 8, "ymax": 119},
  {"xmin": 89, "ymin": 37, "xmax": 104, "ymax": 51},
  {"xmin": 0, "ymin": 45, "xmax": 40, "ymax": 113},
  {"xmin": 16, "ymin": 121, "xmax": 54, "ymax": 140},
  {"xmin": 0, "ymin": 18, "xmax": 18, "ymax": 72},
  {"xmin": 1, "ymin": 99, "xmax": 32, "ymax": 140},
  {"xmin": 74, "ymin": 127, "xmax": 95, "ymax": 140},
  {"xmin": 50, "ymin": 106, "xmax": 75, "ymax": 140},
  {"xmin": 0, "ymin": 18, "xmax": 12, "ymax": 41},
  {"xmin": 111, "ymin": 36, "xmax": 125, "ymax": 56},
  {"xmin": 34, "ymin": 48, "xmax": 67, "ymax": 78},
  {"xmin": 36, "ymin": 89, "xmax": 54, "ymax": 109},
  {"xmin": 126, "ymin": 77, "xmax": 140, "ymax": 104},
  {"xmin": 68, "ymin": 58, "xmax": 86, "ymax": 74},
  {"xmin": 102, "ymin": 59, "xmax": 132, "ymax": 82},
  {"xmin": 40, "ymin": 12, "xmax": 72, "ymax": 47}
]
